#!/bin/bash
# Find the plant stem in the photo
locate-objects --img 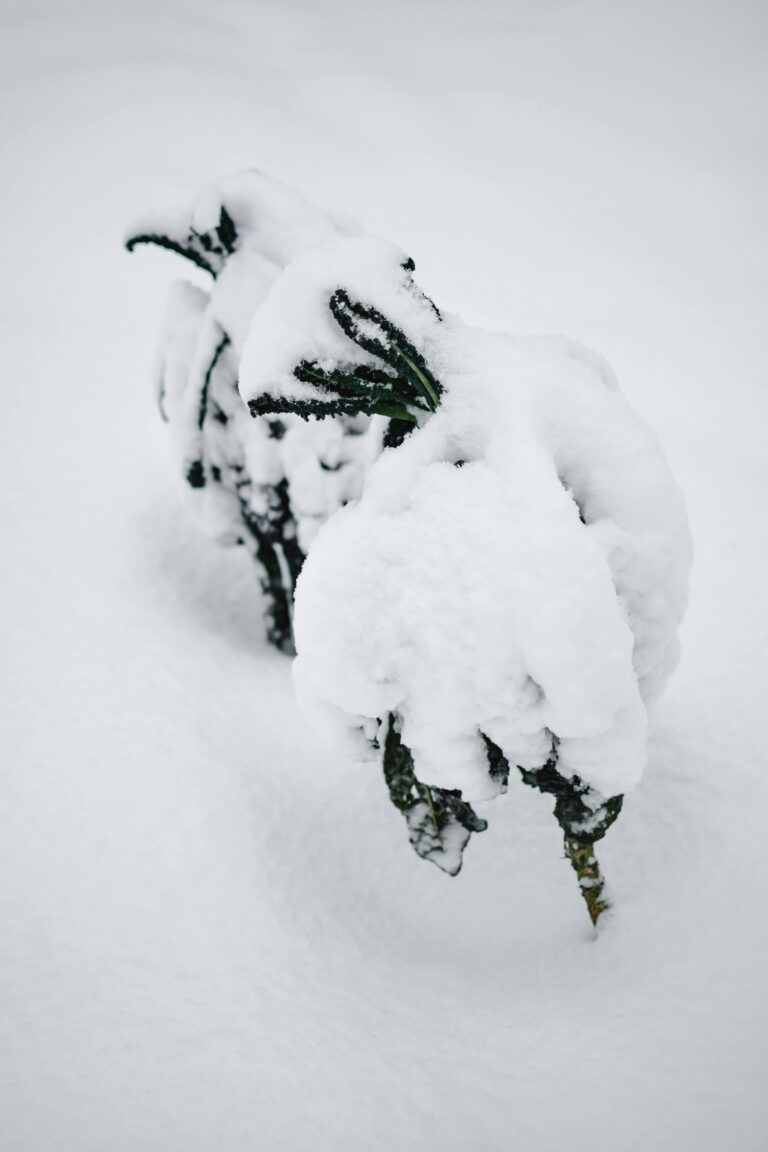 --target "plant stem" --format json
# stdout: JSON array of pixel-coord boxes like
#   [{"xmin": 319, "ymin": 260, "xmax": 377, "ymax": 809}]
[
  {"xmin": 564, "ymin": 836, "xmax": 610, "ymax": 927},
  {"xmin": 420, "ymin": 782, "xmax": 439, "ymax": 832}
]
